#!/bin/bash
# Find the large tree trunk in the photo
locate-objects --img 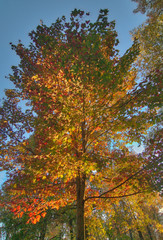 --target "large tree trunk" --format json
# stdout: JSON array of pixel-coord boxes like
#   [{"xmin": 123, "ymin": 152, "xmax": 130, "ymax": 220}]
[{"xmin": 76, "ymin": 173, "xmax": 85, "ymax": 240}]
